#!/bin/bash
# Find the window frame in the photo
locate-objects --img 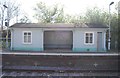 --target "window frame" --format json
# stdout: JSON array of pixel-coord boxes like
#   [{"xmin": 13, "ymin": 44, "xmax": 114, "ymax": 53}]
[
  {"xmin": 22, "ymin": 31, "xmax": 32, "ymax": 44},
  {"xmin": 84, "ymin": 32, "xmax": 94, "ymax": 45}
]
